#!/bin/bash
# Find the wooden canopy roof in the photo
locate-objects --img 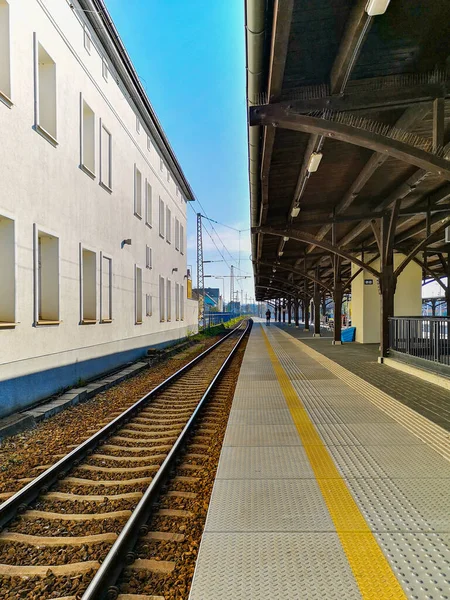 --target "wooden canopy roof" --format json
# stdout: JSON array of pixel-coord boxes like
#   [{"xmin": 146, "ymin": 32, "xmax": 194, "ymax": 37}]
[{"xmin": 246, "ymin": 0, "xmax": 450, "ymax": 302}]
